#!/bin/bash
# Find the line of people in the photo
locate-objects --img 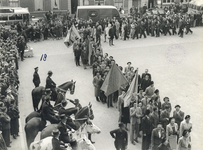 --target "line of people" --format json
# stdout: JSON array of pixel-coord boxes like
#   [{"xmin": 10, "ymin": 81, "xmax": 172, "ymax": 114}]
[{"xmin": 0, "ymin": 27, "xmax": 21, "ymax": 149}]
